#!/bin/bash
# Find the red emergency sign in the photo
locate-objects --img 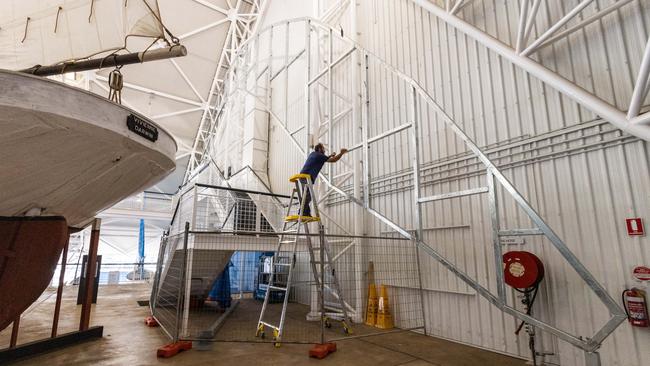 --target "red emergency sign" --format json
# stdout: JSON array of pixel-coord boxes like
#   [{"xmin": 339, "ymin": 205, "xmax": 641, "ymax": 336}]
[
  {"xmin": 626, "ymin": 218, "xmax": 645, "ymax": 236},
  {"xmin": 633, "ymin": 266, "xmax": 650, "ymax": 282}
]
